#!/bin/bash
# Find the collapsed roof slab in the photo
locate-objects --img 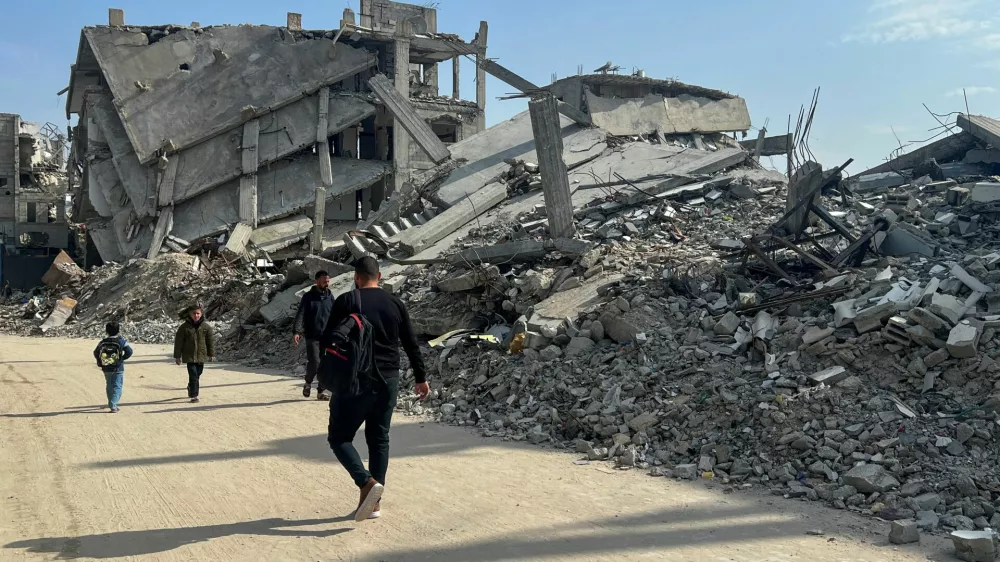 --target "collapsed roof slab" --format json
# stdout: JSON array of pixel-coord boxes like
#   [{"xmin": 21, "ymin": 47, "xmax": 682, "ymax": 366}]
[
  {"xmin": 859, "ymin": 132, "xmax": 977, "ymax": 176},
  {"xmin": 249, "ymin": 215, "xmax": 313, "ymax": 253},
  {"xmin": 84, "ymin": 26, "xmax": 377, "ymax": 163},
  {"xmin": 170, "ymin": 93, "xmax": 376, "ymax": 204},
  {"xmin": 435, "ymin": 110, "xmax": 607, "ymax": 206},
  {"xmin": 172, "ymin": 156, "xmax": 390, "ymax": 242},
  {"xmin": 585, "ymin": 91, "xmax": 751, "ymax": 136},
  {"xmin": 958, "ymin": 114, "xmax": 1000, "ymax": 149},
  {"xmin": 89, "ymin": 93, "xmax": 158, "ymax": 218}
]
